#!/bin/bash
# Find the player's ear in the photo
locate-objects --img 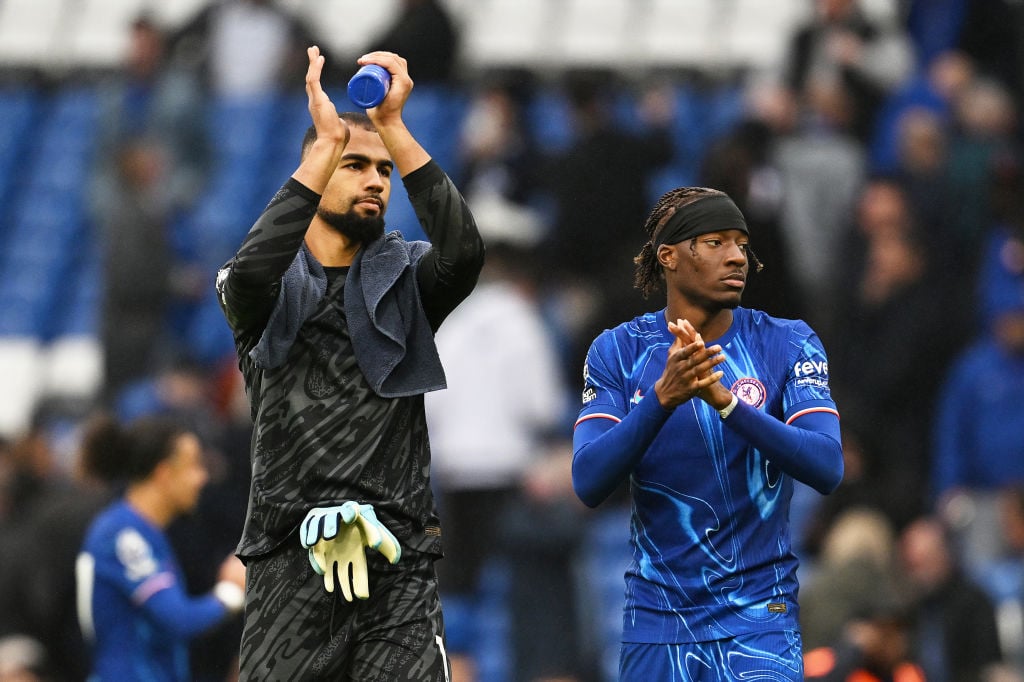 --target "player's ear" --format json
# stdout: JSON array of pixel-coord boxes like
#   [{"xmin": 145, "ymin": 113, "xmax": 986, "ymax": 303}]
[{"xmin": 657, "ymin": 243, "xmax": 677, "ymax": 271}]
